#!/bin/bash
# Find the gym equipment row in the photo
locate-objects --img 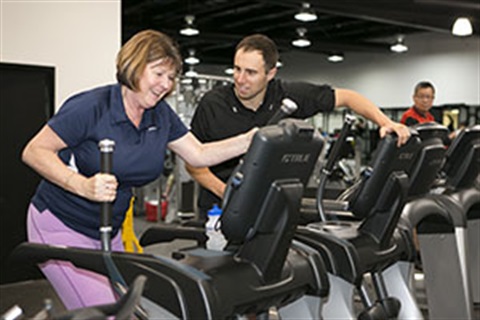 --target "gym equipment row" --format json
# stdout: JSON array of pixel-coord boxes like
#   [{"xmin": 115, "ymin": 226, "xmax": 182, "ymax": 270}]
[{"xmin": 5, "ymin": 120, "xmax": 480, "ymax": 319}]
